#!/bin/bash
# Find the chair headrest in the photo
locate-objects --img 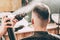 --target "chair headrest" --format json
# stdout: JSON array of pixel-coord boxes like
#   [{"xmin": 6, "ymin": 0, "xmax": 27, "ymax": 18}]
[{"xmin": 51, "ymin": 13, "xmax": 60, "ymax": 24}]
